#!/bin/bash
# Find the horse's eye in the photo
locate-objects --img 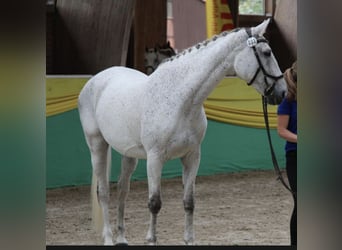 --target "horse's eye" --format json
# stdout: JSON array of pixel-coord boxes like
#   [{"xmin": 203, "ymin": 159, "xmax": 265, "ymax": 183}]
[{"xmin": 263, "ymin": 50, "xmax": 271, "ymax": 57}]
